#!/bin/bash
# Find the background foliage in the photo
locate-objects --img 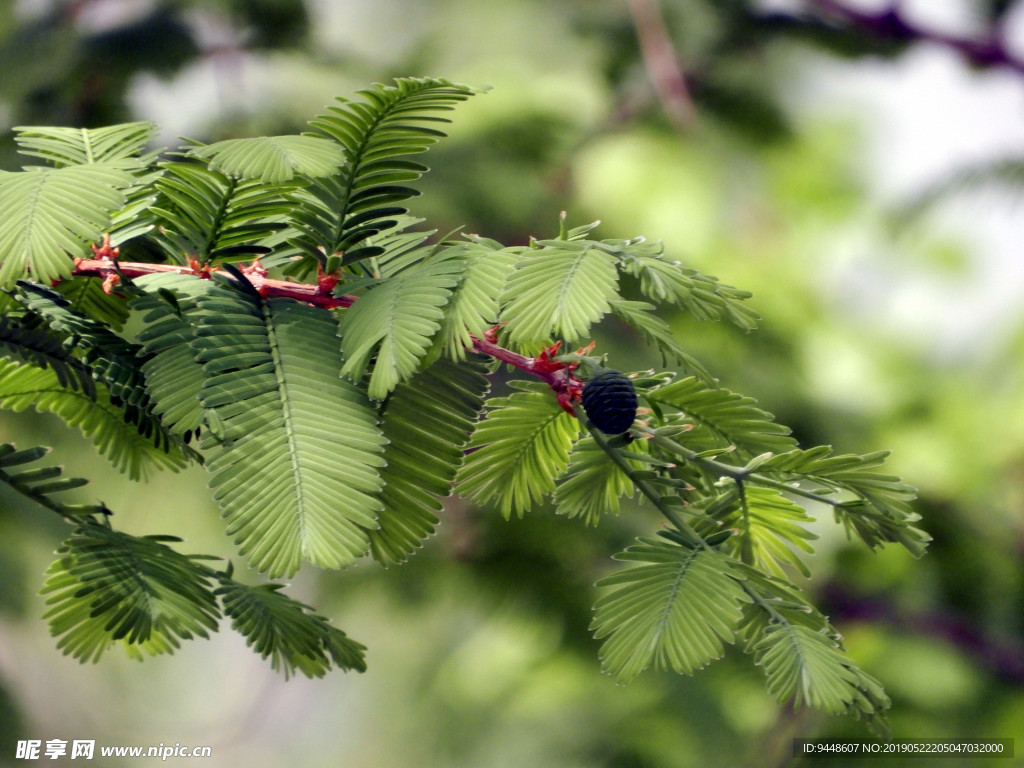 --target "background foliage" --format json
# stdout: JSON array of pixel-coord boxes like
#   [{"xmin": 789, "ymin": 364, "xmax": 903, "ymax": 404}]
[{"xmin": 0, "ymin": 0, "xmax": 1022, "ymax": 766}]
